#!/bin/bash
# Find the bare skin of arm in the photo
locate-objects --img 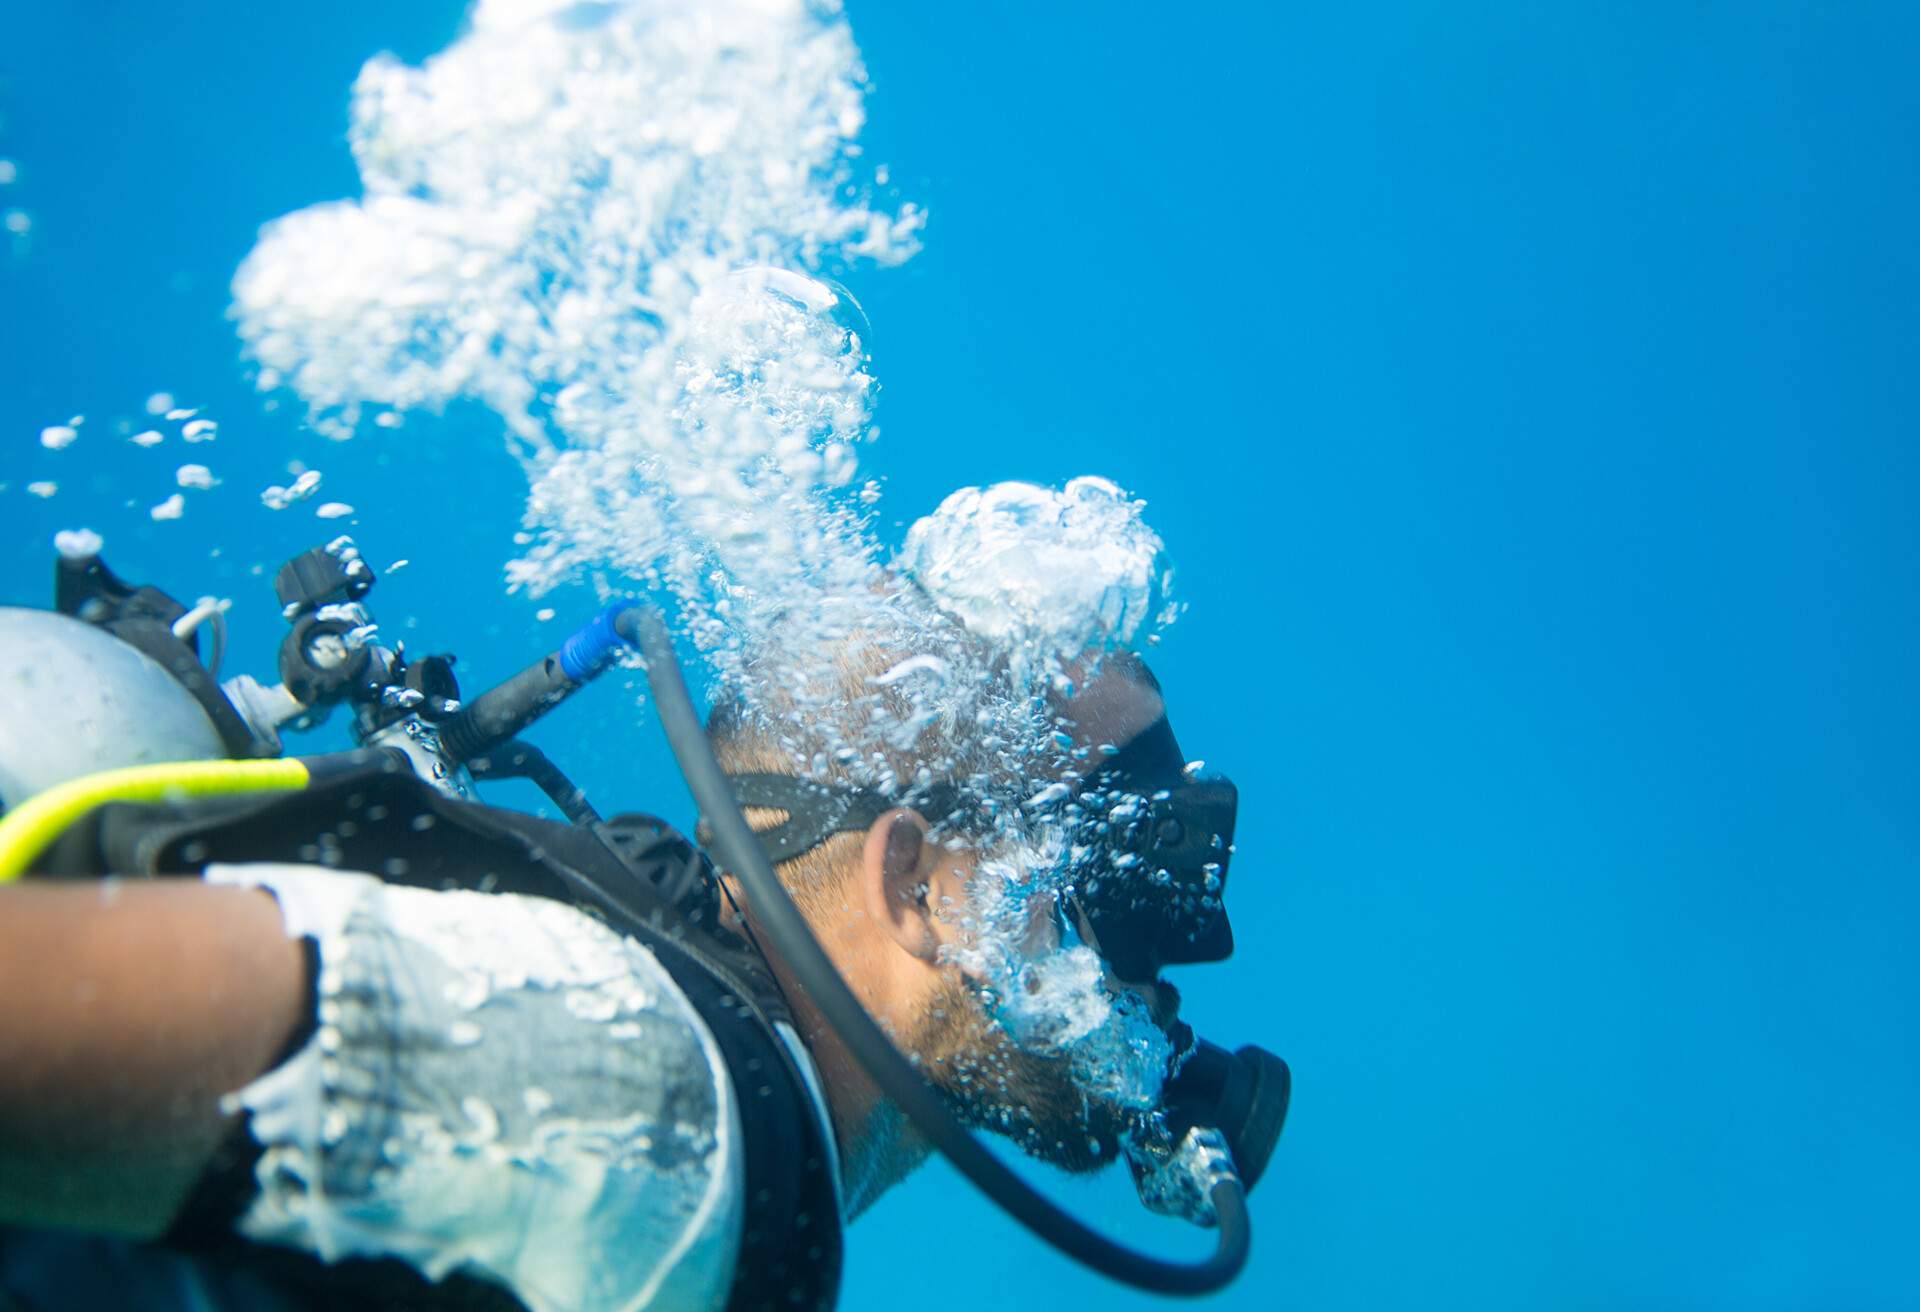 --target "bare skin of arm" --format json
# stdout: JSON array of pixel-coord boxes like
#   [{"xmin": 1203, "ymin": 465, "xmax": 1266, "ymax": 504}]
[{"xmin": 0, "ymin": 880, "xmax": 307, "ymax": 1238}]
